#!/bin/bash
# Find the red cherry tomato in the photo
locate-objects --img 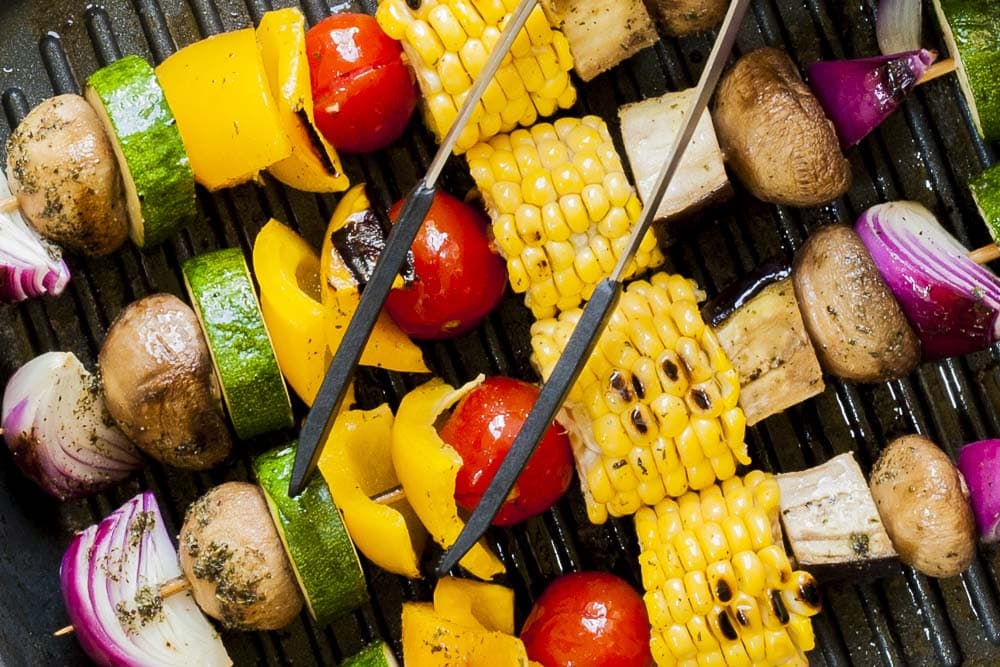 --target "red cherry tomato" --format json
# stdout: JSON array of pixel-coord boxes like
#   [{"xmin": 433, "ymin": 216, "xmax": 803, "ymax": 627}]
[
  {"xmin": 520, "ymin": 572, "xmax": 655, "ymax": 667},
  {"xmin": 306, "ymin": 14, "xmax": 417, "ymax": 153},
  {"xmin": 438, "ymin": 376, "xmax": 573, "ymax": 526},
  {"xmin": 385, "ymin": 191, "xmax": 507, "ymax": 339}
]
